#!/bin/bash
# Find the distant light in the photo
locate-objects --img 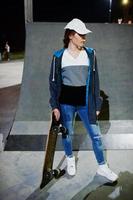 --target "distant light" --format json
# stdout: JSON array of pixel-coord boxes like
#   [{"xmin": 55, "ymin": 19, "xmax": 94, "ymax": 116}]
[{"xmin": 122, "ymin": 0, "xmax": 129, "ymax": 5}]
